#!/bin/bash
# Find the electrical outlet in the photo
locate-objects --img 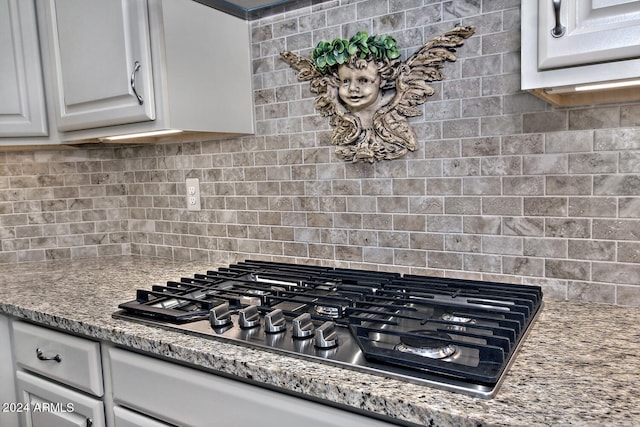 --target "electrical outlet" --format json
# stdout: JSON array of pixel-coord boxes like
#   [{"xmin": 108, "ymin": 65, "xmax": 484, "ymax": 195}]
[{"xmin": 185, "ymin": 178, "xmax": 201, "ymax": 211}]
